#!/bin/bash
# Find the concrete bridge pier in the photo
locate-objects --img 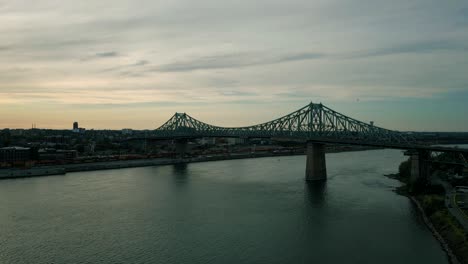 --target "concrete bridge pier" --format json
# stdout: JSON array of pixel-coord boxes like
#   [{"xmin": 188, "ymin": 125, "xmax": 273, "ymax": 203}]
[
  {"xmin": 175, "ymin": 139, "xmax": 188, "ymax": 159},
  {"xmin": 409, "ymin": 150, "xmax": 430, "ymax": 185},
  {"xmin": 305, "ymin": 142, "xmax": 327, "ymax": 181}
]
